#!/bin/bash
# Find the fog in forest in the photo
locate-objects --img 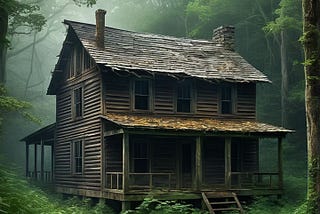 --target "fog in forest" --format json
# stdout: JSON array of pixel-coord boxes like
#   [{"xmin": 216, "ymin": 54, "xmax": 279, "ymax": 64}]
[{"xmin": 1, "ymin": 0, "xmax": 308, "ymax": 213}]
